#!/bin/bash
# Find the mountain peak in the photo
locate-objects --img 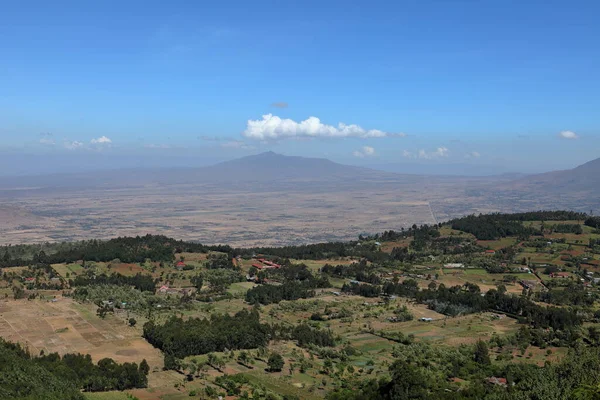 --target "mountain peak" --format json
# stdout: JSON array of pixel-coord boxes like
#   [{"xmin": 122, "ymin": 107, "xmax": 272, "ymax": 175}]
[{"xmin": 204, "ymin": 151, "xmax": 387, "ymax": 183}]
